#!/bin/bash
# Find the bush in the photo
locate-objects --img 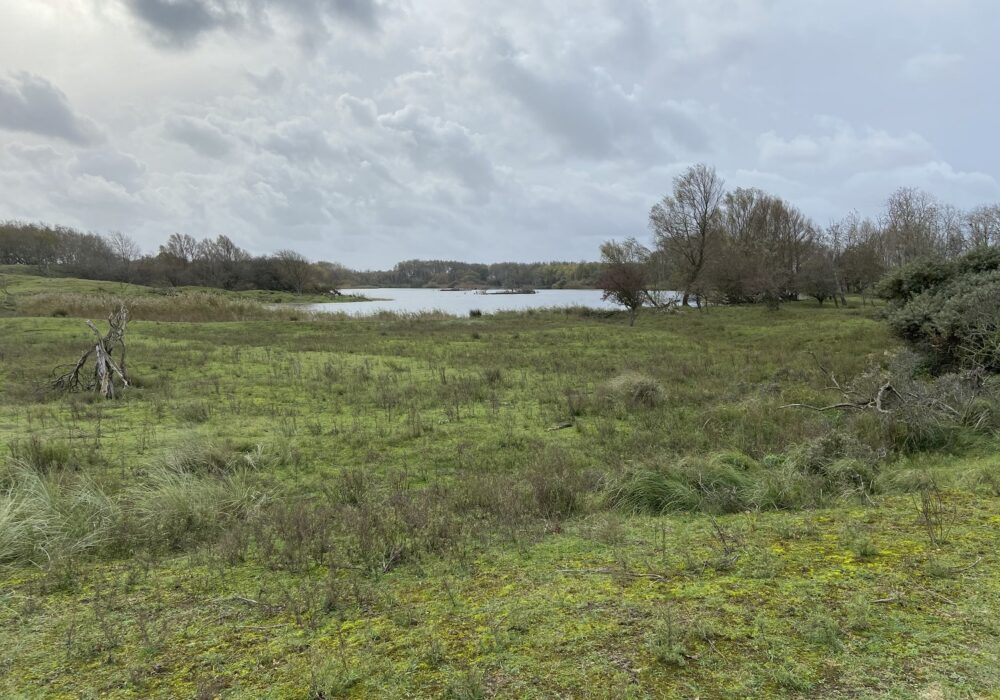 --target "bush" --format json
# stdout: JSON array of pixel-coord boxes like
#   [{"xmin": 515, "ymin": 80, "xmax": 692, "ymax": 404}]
[
  {"xmin": 878, "ymin": 247, "xmax": 1000, "ymax": 373},
  {"xmin": 526, "ymin": 454, "xmax": 590, "ymax": 520}
]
